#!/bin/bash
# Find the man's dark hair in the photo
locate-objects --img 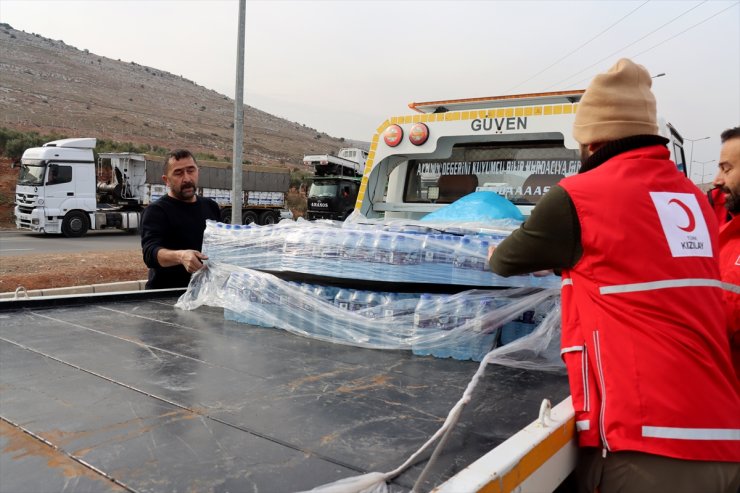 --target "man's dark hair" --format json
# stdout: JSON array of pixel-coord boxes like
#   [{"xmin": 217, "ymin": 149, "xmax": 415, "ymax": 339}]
[
  {"xmin": 163, "ymin": 149, "xmax": 197, "ymax": 174},
  {"xmin": 720, "ymin": 126, "xmax": 740, "ymax": 143}
]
